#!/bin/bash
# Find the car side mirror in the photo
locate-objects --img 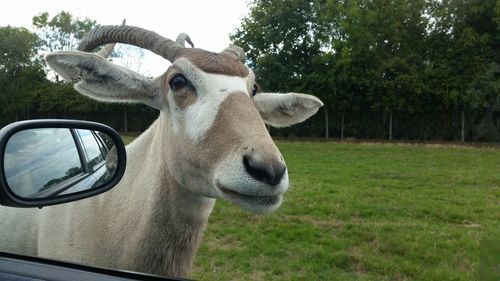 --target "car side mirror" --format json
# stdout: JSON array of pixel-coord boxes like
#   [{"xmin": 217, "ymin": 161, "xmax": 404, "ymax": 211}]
[{"xmin": 0, "ymin": 120, "xmax": 126, "ymax": 208}]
